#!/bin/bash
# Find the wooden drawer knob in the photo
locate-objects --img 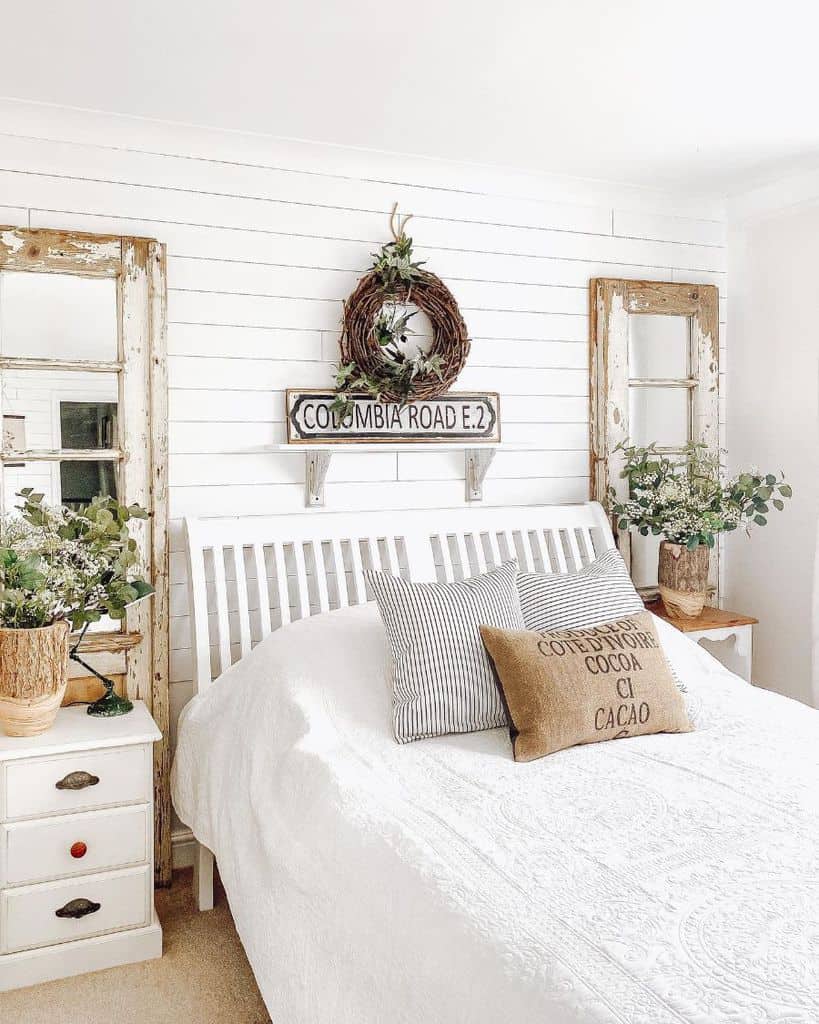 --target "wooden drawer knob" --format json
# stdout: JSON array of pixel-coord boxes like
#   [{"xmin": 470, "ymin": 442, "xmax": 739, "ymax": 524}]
[{"xmin": 70, "ymin": 841, "xmax": 88, "ymax": 859}]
